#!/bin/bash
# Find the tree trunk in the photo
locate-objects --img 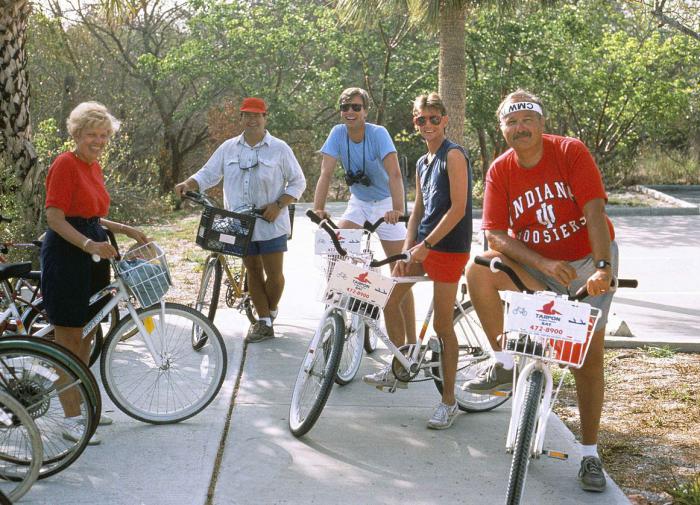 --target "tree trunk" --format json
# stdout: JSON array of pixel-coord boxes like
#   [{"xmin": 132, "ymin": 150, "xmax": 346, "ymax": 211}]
[
  {"xmin": 438, "ymin": 1, "xmax": 467, "ymax": 146},
  {"xmin": 1, "ymin": 0, "xmax": 45, "ymax": 234}
]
